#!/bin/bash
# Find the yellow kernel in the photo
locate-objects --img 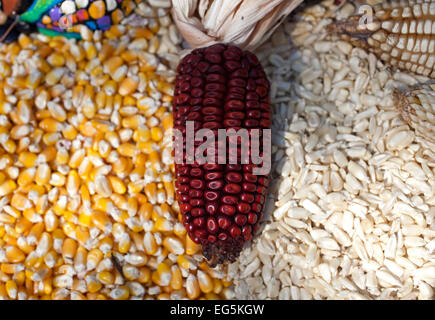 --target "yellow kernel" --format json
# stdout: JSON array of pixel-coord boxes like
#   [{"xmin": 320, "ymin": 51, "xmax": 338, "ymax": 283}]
[
  {"xmin": 0, "ymin": 172, "xmax": 6, "ymax": 185},
  {"xmin": 11, "ymin": 193, "xmax": 32, "ymax": 211},
  {"xmin": 107, "ymin": 176, "xmax": 126, "ymax": 194},
  {"xmin": 69, "ymin": 149, "xmax": 85, "ymax": 169},
  {"xmin": 118, "ymin": 143, "xmax": 136, "ymax": 157},
  {"xmin": 144, "ymin": 182, "xmax": 157, "ymax": 203},
  {"xmin": 3, "ymin": 139, "xmax": 16, "ymax": 154},
  {"xmin": 97, "ymin": 271, "xmax": 114, "ymax": 285},
  {"xmin": 0, "ymin": 180, "xmax": 17, "ymax": 197},
  {"xmin": 87, "ymin": 278, "xmax": 102, "ymax": 293},
  {"xmin": 162, "ymin": 113, "xmax": 173, "ymax": 131},
  {"xmin": 27, "ymin": 222, "xmax": 44, "ymax": 246},
  {"xmin": 17, "ymin": 167, "xmax": 36, "ymax": 187},
  {"xmin": 1, "ymin": 263, "xmax": 18, "ymax": 274},
  {"xmin": 151, "ymin": 127, "xmax": 163, "ymax": 142},
  {"xmin": 143, "ymin": 232, "xmax": 157, "ymax": 255},
  {"xmin": 87, "ymin": 249, "xmax": 103, "ymax": 270},
  {"xmin": 205, "ymin": 292, "xmax": 220, "ymax": 300},
  {"xmin": 18, "ymin": 33, "xmax": 32, "ymax": 48},
  {"xmin": 186, "ymin": 234, "xmax": 201, "ymax": 255},
  {"xmin": 5, "ymin": 246, "xmax": 25, "ymax": 263},
  {"xmin": 62, "ymin": 238, "xmax": 78, "ymax": 260},
  {"xmin": 213, "ymin": 278, "xmax": 223, "ymax": 294},
  {"xmin": 122, "ymin": 265, "xmax": 139, "ymax": 281},
  {"xmin": 0, "ymin": 213, "xmax": 16, "ymax": 224},
  {"xmin": 79, "ymin": 121, "xmax": 97, "ymax": 137},
  {"xmin": 105, "ymin": 56, "xmax": 123, "ymax": 74},
  {"xmin": 170, "ymin": 266, "xmax": 183, "ymax": 290},
  {"xmin": 0, "ymin": 284, "xmax": 8, "ymax": 299},
  {"xmin": 5, "ymin": 280, "xmax": 17, "ymax": 299},
  {"xmin": 118, "ymin": 234, "xmax": 131, "ymax": 254},
  {"xmin": 78, "ymin": 158, "xmax": 93, "ymax": 178},
  {"xmin": 76, "ymin": 227, "xmax": 90, "ymax": 246},
  {"xmin": 14, "ymin": 271, "xmax": 26, "ymax": 287},
  {"xmin": 55, "ymin": 148, "xmax": 69, "ymax": 165},
  {"xmin": 177, "ymin": 255, "xmax": 195, "ymax": 270},
  {"xmin": 222, "ymin": 279, "xmax": 232, "ymax": 287},
  {"xmin": 42, "ymin": 132, "xmax": 61, "ymax": 146},
  {"xmin": 62, "ymin": 221, "xmax": 77, "ymax": 238},
  {"xmin": 39, "ymin": 118, "xmax": 62, "ymax": 132},
  {"xmin": 66, "ymin": 170, "xmax": 80, "ymax": 196},
  {"xmin": 154, "ymin": 217, "xmax": 173, "ymax": 232},
  {"xmin": 98, "ymin": 43, "xmax": 115, "ymax": 62},
  {"xmin": 128, "ymin": 180, "xmax": 143, "ymax": 194},
  {"xmin": 62, "ymin": 124, "xmax": 78, "ymax": 140},
  {"xmin": 197, "ymin": 270, "xmax": 214, "ymax": 294},
  {"xmin": 47, "ymin": 53, "xmax": 65, "ymax": 67},
  {"xmin": 110, "ymin": 286, "xmax": 130, "ymax": 300},
  {"xmin": 84, "ymin": 42, "xmax": 97, "ymax": 60},
  {"xmin": 119, "ymin": 77, "xmax": 139, "ymax": 96},
  {"xmin": 92, "ymin": 210, "xmax": 111, "ymax": 233},
  {"xmin": 186, "ymin": 275, "xmax": 200, "ymax": 299},
  {"xmin": 98, "ymin": 236, "xmax": 113, "ymax": 254},
  {"xmin": 40, "ymin": 146, "xmax": 57, "ymax": 163},
  {"xmin": 112, "ymin": 157, "xmax": 129, "ymax": 175},
  {"xmin": 15, "ymin": 217, "xmax": 33, "ymax": 234},
  {"xmin": 135, "ymin": 267, "xmax": 150, "ymax": 284},
  {"xmin": 50, "ymin": 172, "xmax": 66, "ymax": 187},
  {"xmin": 35, "ymin": 164, "xmax": 51, "ymax": 186},
  {"xmin": 156, "ymin": 262, "xmax": 171, "ymax": 286},
  {"xmin": 139, "ymin": 203, "xmax": 153, "ymax": 221}
]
